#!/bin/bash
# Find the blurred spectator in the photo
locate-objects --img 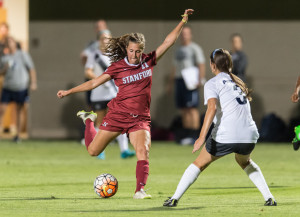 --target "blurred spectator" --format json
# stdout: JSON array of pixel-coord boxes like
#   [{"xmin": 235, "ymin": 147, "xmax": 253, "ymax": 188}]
[
  {"xmin": 0, "ymin": 22, "xmax": 9, "ymax": 96},
  {"xmin": 291, "ymin": 75, "xmax": 300, "ymax": 103},
  {"xmin": 0, "ymin": 22, "xmax": 9, "ymax": 55},
  {"xmin": 168, "ymin": 25, "xmax": 206, "ymax": 145},
  {"xmin": 230, "ymin": 33, "xmax": 248, "ymax": 81},
  {"xmin": 81, "ymin": 19, "xmax": 107, "ymax": 66},
  {"xmin": 0, "ymin": 37, "xmax": 37, "ymax": 142},
  {"xmin": 80, "ymin": 19, "xmax": 108, "ymax": 109}
]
